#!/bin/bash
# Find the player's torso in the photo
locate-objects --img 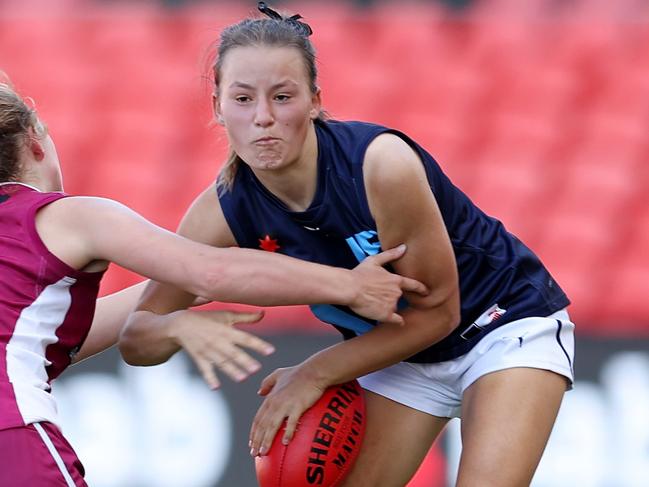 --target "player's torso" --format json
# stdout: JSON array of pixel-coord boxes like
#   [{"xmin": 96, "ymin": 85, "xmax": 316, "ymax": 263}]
[
  {"xmin": 219, "ymin": 120, "xmax": 570, "ymax": 363},
  {"xmin": 0, "ymin": 183, "xmax": 103, "ymax": 429}
]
